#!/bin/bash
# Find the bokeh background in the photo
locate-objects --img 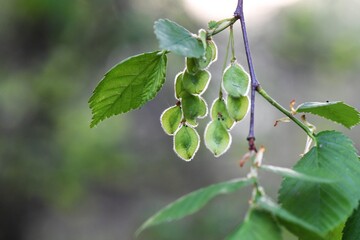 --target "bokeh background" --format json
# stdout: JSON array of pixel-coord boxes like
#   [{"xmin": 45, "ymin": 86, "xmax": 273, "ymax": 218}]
[{"xmin": 0, "ymin": 0, "xmax": 359, "ymax": 239}]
